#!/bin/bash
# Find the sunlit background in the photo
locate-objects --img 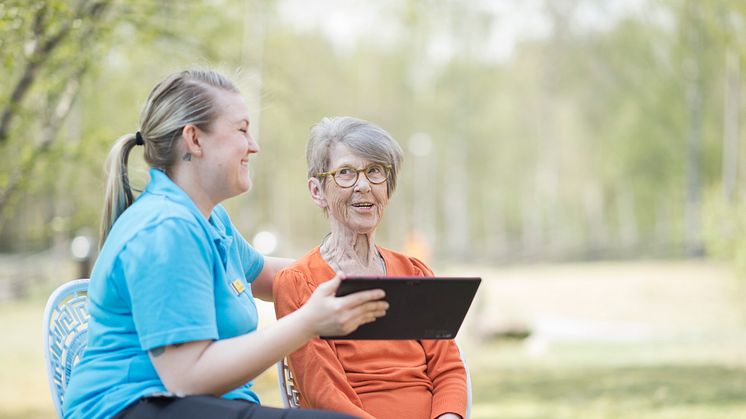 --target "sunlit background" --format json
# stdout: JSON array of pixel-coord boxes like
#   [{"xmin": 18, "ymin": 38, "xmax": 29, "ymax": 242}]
[{"xmin": 2, "ymin": 1, "xmax": 746, "ymax": 418}]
